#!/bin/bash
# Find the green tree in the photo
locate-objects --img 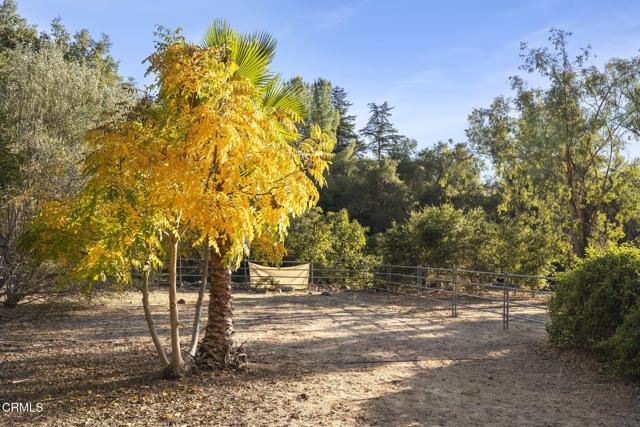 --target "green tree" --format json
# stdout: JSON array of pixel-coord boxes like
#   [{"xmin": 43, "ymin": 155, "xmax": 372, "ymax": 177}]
[
  {"xmin": 319, "ymin": 145, "xmax": 415, "ymax": 233},
  {"xmin": 360, "ymin": 101, "xmax": 405, "ymax": 160},
  {"xmin": 331, "ymin": 86, "xmax": 361, "ymax": 153},
  {"xmin": 0, "ymin": 0, "xmax": 36, "ymax": 53},
  {"xmin": 0, "ymin": 44, "xmax": 133, "ymax": 307},
  {"xmin": 378, "ymin": 204, "xmax": 557, "ymax": 275},
  {"xmin": 41, "ymin": 17, "xmax": 121, "ymax": 83},
  {"xmin": 379, "ymin": 204, "xmax": 496, "ymax": 270},
  {"xmin": 0, "ymin": 1, "xmax": 123, "ymax": 83},
  {"xmin": 285, "ymin": 207, "xmax": 371, "ymax": 267},
  {"xmin": 467, "ymin": 29, "xmax": 640, "ymax": 259},
  {"xmin": 388, "ymin": 137, "xmax": 417, "ymax": 161},
  {"xmin": 399, "ymin": 140, "xmax": 487, "ymax": 209},
  {"xmin": 308, "ymin": 78, "xmax": 339, "ymax": 140},
  {"xmin": 288, "ymin": 77, "xmax": 339, "ymax": 143}
]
